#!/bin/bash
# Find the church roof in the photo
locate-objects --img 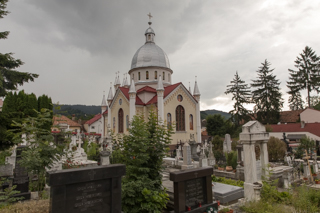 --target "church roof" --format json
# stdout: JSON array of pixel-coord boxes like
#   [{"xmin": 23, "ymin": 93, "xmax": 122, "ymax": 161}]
[
  {"xmin": 112, "ymin": 82, "xmax": 197, "ymax": 106},
  {"xmin": 131, "ymin": 43, "xmax": 170, "ymax": 70}
]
